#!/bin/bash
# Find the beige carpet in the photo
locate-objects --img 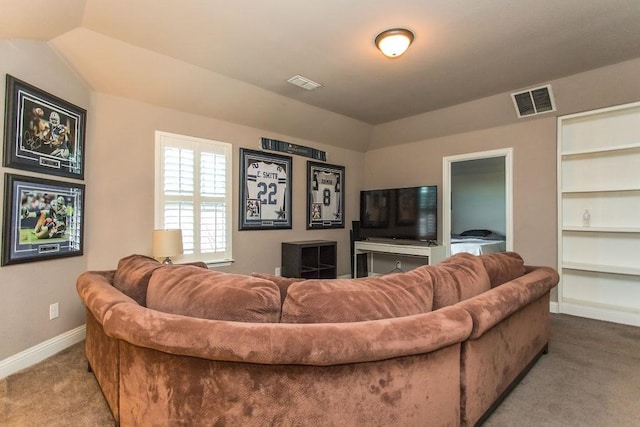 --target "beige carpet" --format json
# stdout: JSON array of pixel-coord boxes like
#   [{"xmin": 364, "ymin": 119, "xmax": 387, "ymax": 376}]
[
  {"xmin": 485, "ymin": 313, "xmax": 640, "ymax": 426},
  {"xmin": 0, "ymin": 339, "xmax": 114, "ymax": 427},
  {"xmin": 1, "ymin": 313, "xmax": 638, "ymax": 426}
]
